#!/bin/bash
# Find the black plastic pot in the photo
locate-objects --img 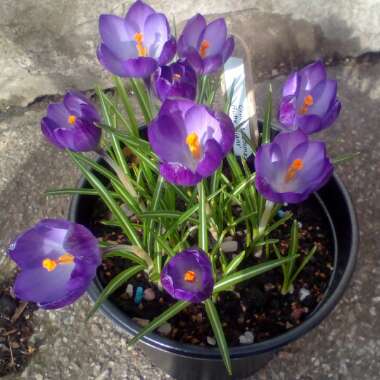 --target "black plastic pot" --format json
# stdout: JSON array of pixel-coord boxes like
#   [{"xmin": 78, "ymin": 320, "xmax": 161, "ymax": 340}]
[{"xmin": 68, "ymin": 152, "xmax": 358, "ymax": 380}]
